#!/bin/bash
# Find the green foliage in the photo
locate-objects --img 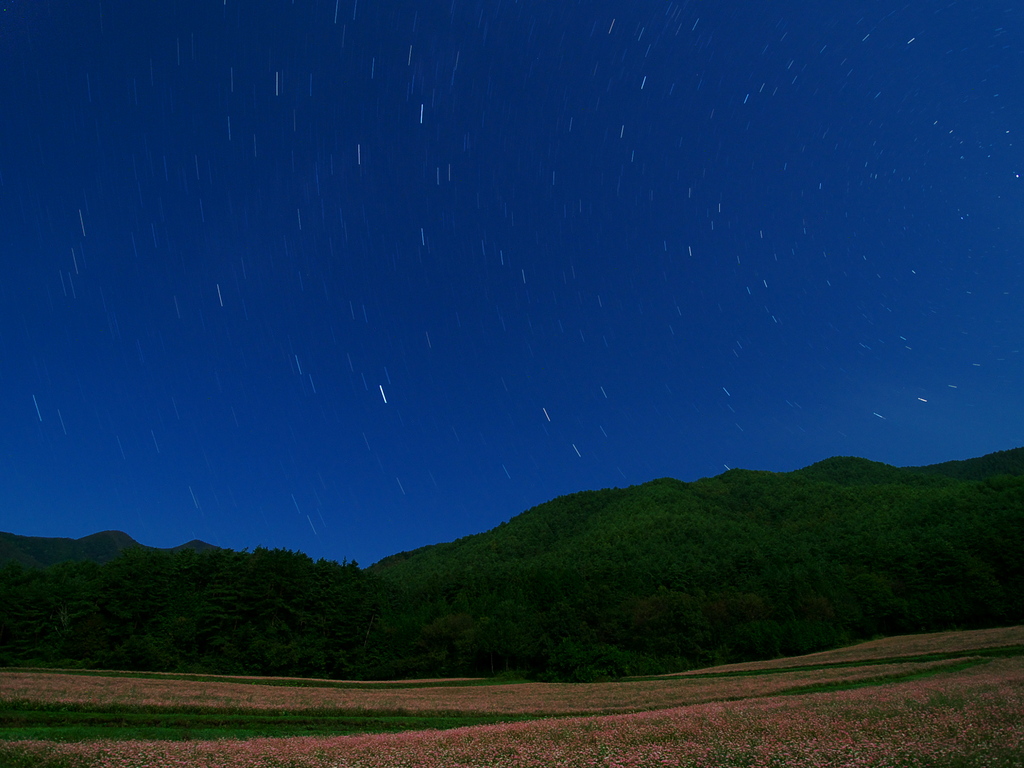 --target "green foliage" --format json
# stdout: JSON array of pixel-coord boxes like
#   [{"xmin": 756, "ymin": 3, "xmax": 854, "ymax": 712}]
[
  {"xmin": 541, "ymin": 640, "xmax": 644, "ymax": 682},
  {"xmin": 905, "ymin": 446, "xmax": 1024, "ymax": 481},
  {"xmin": 370, "ymin": 448, "xmax": 1024, "ymax": 680},
  {"xmin": 0, "ymin": 546, "xmax": 379, "ymax": 679},
  {"xmin": 1, "ymin": 447, "xmax": 1022, "ymax": 681}
]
